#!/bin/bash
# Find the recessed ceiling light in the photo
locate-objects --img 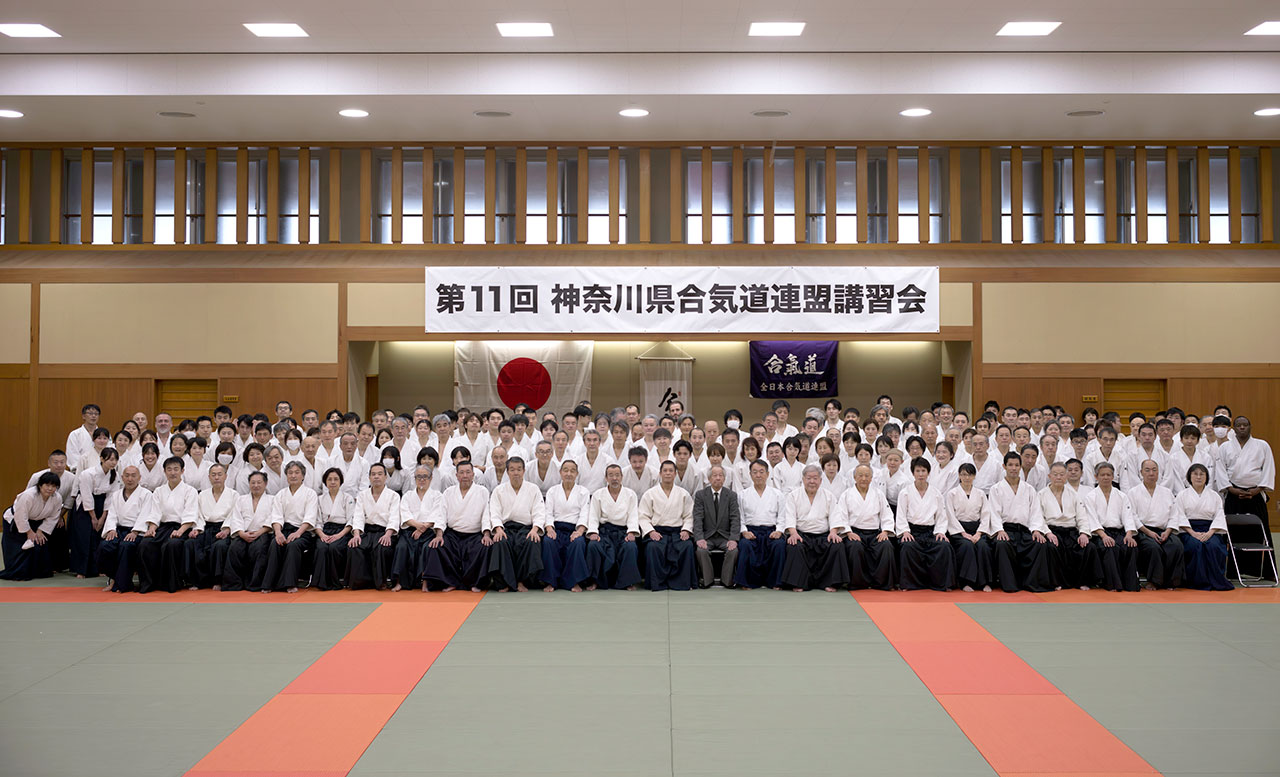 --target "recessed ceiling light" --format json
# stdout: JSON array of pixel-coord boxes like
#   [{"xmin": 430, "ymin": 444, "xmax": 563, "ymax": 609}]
[
  {"xmin": 497, "ymin": 22, "xmax": 553, "ymax": 37},
  {"xmin": 997, "ymin": 21, "xmax": 1061, "ymax": 36},
  {"xmin": 0, "ymin": 109, "xmax": 24, "ymax": 118},
  {"xmin": 1255, "ymin": 108, "xmax": 1280, "ymax": 116},
  {"xmin": 243, "ymin": 23, "xmax": 308, "ymax": 37},
  {"xmin": 474, "ymin": 110, "xmax": 511, "ymax": 118},
  {"xmin": 899, "ymin": 108, "xmax": 932, "ymax": 117},
  {"xmin": 1244, "ymin": 21, "xmax": 1280, "ymax": 35},
  {"xmin": 157, "ymin": 111, "xmax": 196, "ymax": 118},
  {"xmin": 338, "ymin": 108, "xmax": 369, "ymax": 118},
  {"xmin": 749, "ymin": 22, "xmax": 805, "ymax": 36},
  {"xmin": 619, "ymin": 108, "xmax": 649, "ymax": 118},
  {"xmin": 752, "ymin": 109, "xmax": 791, "ymax": 118},
  {"xmin": 0, "ymin": 23, "xmax": 60, "ymax": 37},
  {"xmin": 1066, "ymin": 109, "xmax": 1105, "ymax": 117}
]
